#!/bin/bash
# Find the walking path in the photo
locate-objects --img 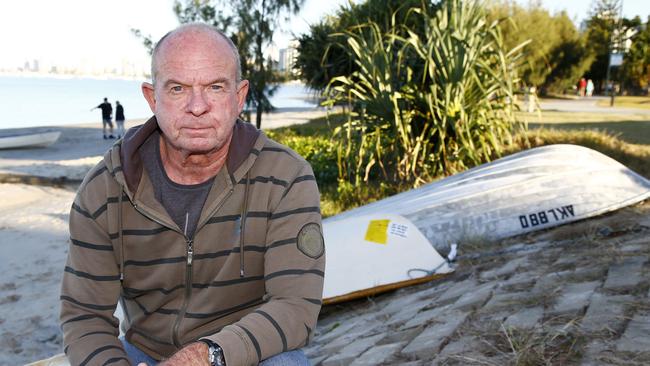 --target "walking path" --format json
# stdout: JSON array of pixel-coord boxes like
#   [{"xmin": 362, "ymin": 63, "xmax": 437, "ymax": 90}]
[
  {"xmin": 305, "ymin": 202, "xmax": 650, "ymax": 365},
  {"xmin": 539, "ymin": 96, "xmax": 650, "ymax": 115}
]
